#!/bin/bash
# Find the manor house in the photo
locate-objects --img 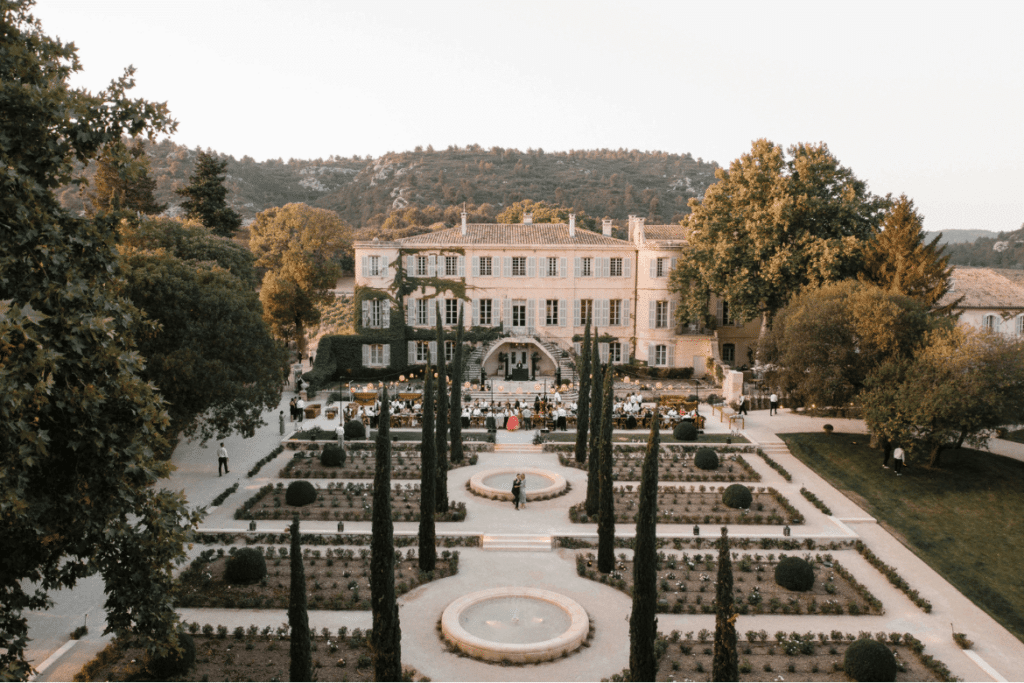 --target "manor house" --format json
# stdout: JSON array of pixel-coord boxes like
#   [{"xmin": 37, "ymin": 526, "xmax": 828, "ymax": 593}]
[{"xmin": 350, "ymin": 213, "xmax": 757, "ymax": 380}]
